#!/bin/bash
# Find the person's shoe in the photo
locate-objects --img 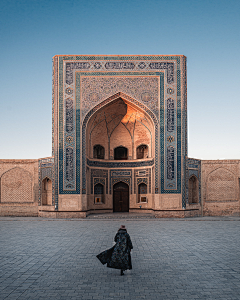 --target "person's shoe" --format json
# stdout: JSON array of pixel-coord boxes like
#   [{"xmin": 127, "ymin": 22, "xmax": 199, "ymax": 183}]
[{"xmin": 121, "ymin": 270, "xmax": 124, "ymax": 276}]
